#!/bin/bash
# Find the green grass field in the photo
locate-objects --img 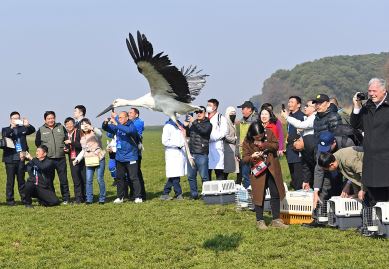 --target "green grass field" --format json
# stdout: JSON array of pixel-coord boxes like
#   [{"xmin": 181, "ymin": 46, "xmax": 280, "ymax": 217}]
[{"xmin": 1, "ymin": 127, "xmax": 389, "ymax": 269}]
